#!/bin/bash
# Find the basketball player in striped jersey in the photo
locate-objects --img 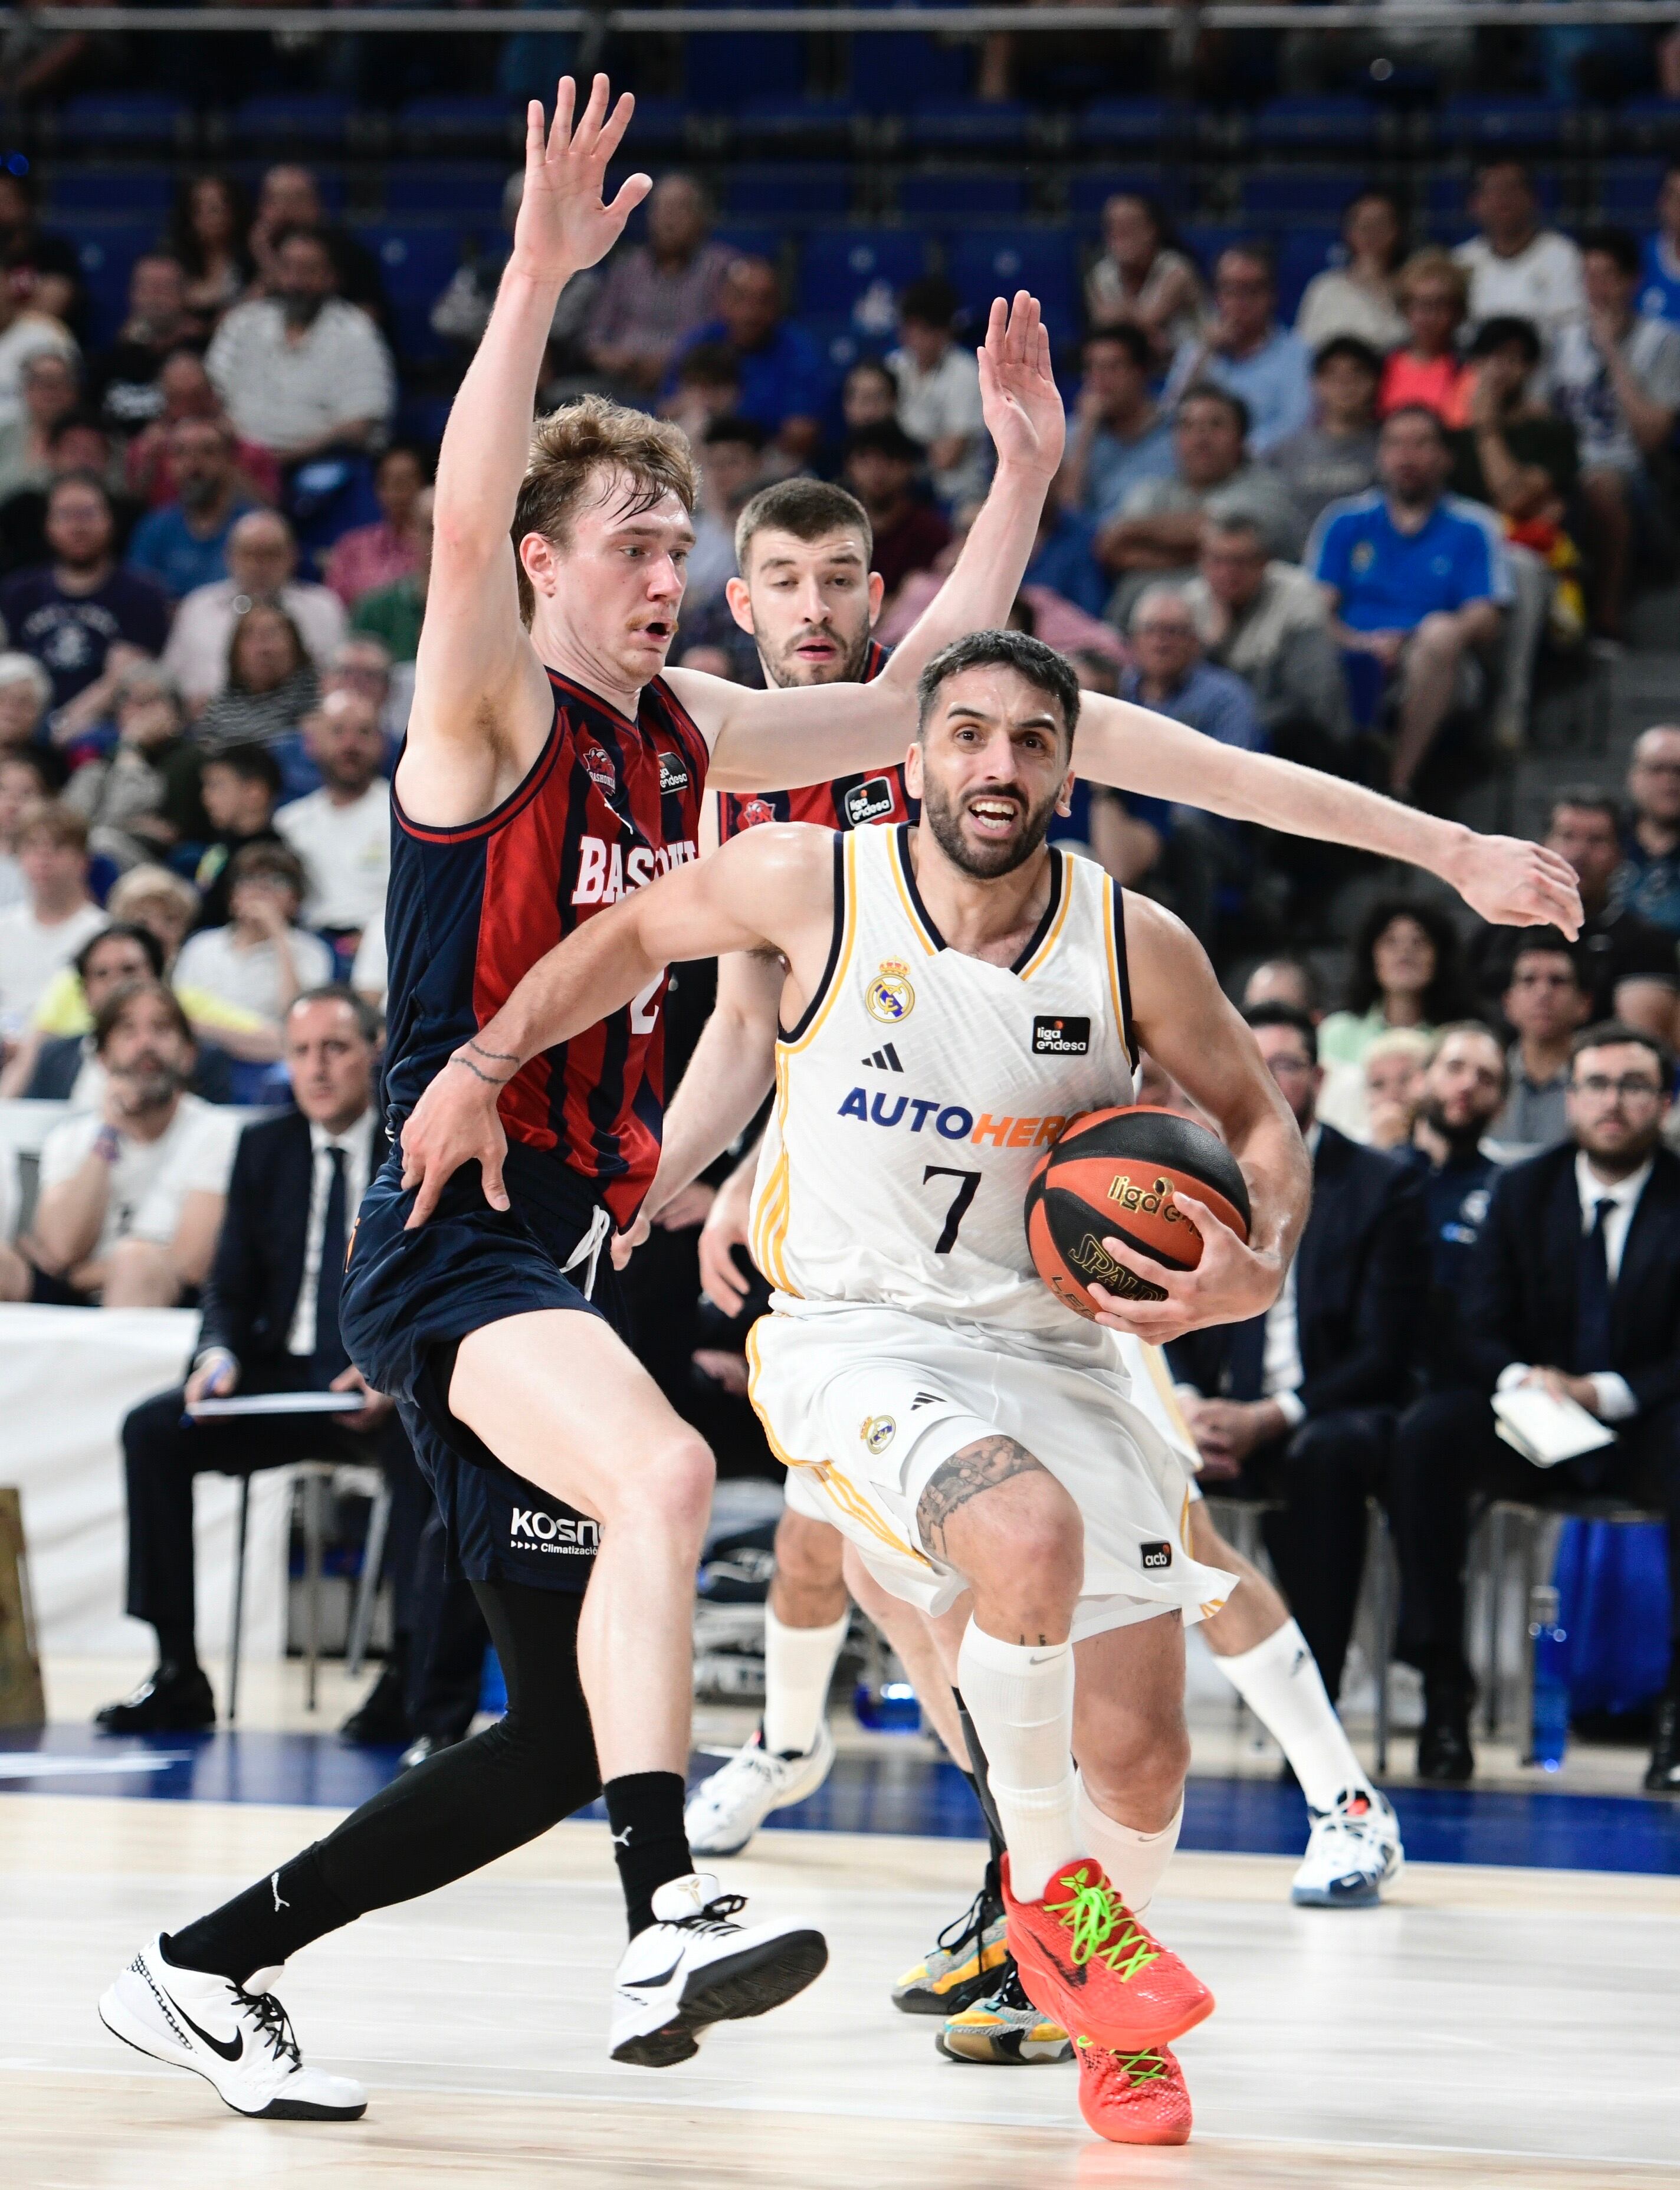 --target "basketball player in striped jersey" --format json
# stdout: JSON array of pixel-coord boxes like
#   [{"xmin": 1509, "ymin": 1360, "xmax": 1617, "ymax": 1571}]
[
  {"xmin": 395, "ymin": 629, "xmax": 1320, "ymax": 2143},
  {"xmin": 97, "ymin": 78, "xmax": 1076, "ymax": 2115}
]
